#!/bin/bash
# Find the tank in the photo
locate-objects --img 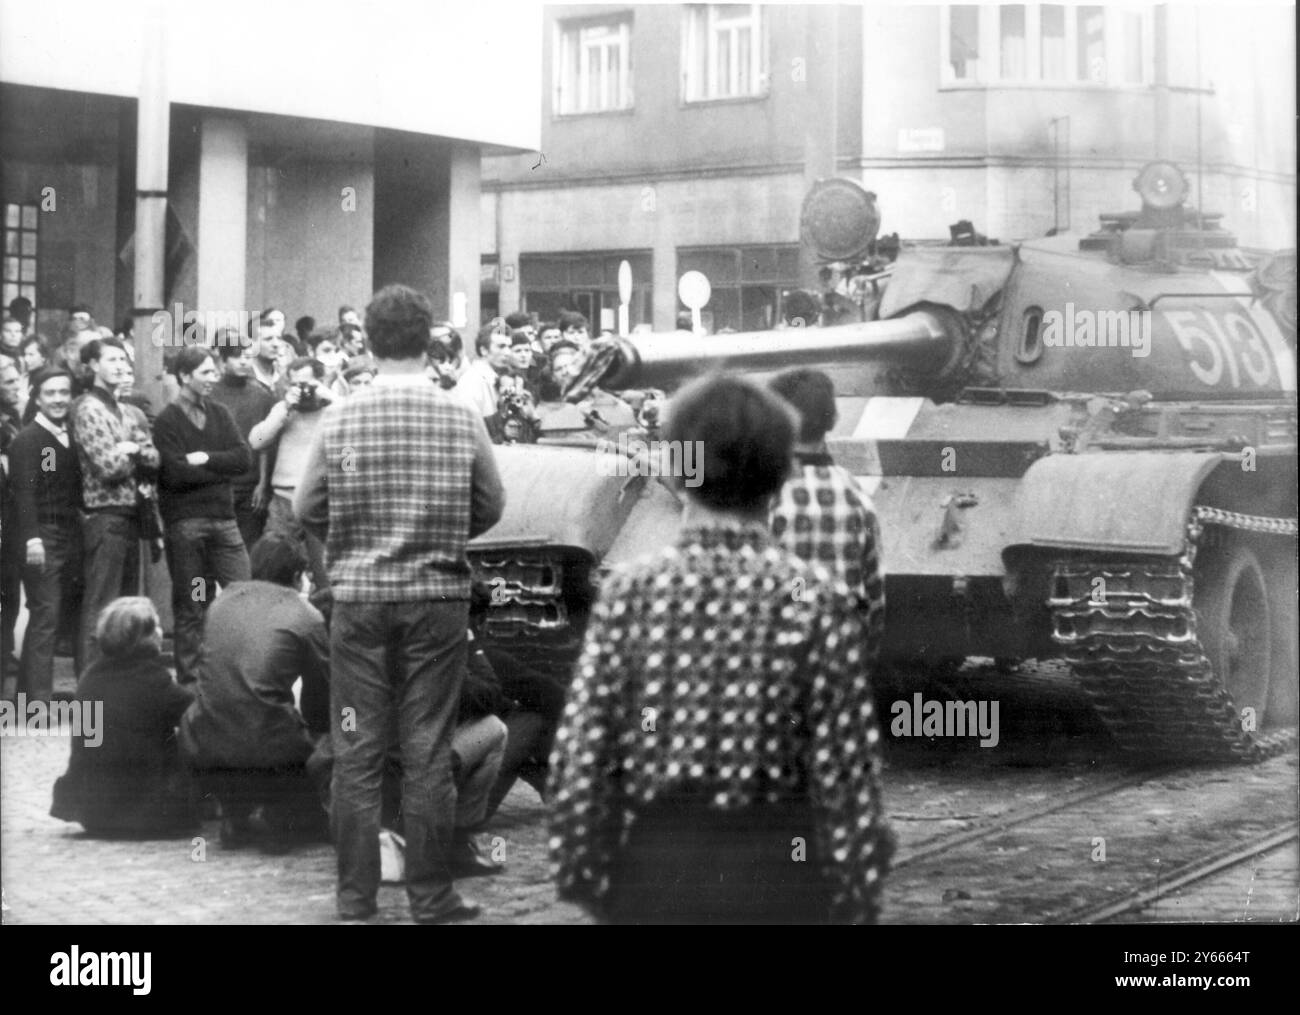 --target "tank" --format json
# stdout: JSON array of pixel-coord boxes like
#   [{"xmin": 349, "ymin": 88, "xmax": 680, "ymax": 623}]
[{"xmin": 469, "ymin": 162, "xmax": 1297, "ymax": 763}]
